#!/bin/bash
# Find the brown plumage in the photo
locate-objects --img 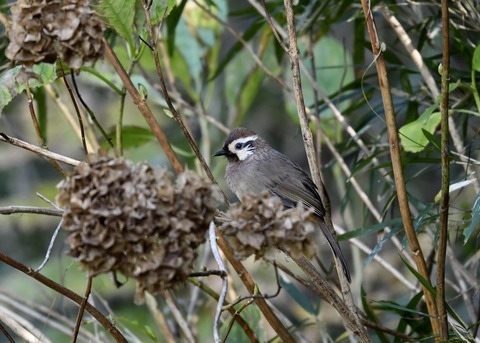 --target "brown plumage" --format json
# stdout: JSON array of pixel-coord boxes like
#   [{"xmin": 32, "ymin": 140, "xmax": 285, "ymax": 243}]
[{"xmin": 214, "ymin": 127, "xmax": 351, "ymax": 282}]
